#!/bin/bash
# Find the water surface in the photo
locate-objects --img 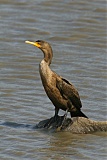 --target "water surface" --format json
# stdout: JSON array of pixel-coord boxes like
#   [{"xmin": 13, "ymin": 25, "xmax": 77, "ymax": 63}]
[{"xmin": 0, "ymin": 0, "xmax": 107, "ymax": 159}]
